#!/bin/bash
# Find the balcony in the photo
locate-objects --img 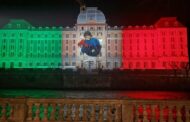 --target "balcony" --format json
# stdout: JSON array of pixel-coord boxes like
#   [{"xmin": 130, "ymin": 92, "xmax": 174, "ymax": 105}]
[{"xmin": 0, "ymin": 91, "xmax": 190, "ymax": 122}]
